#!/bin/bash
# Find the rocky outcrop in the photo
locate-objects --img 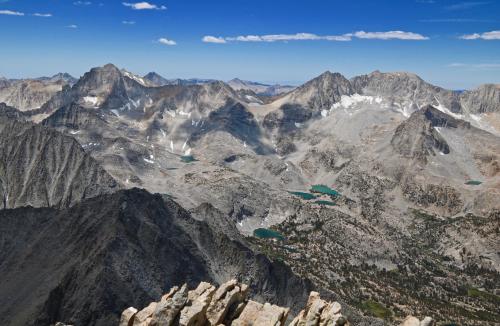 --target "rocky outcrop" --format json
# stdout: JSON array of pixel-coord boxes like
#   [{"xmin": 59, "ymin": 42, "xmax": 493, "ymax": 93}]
[{"xmin": 122, "ymin": 280, "xmax": 347, "ymax": 326}]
